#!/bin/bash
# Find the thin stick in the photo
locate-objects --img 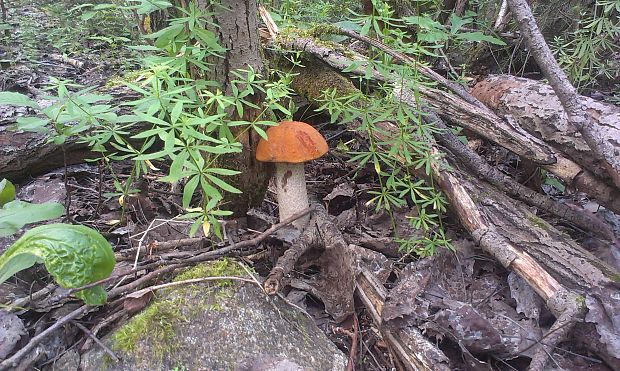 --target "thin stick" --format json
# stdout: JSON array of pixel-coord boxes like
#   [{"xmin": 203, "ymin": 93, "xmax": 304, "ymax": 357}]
[
  {"xmin": 127, "ymin": 276, "xmax": 258, "ymax": 299},
  {"xmin": 72, "ymin": 321, "xmax": 120, "ymax": 363},
  {"xmin": 0, "ymin": 306, "xmax": 89, "ymax": 370}
]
